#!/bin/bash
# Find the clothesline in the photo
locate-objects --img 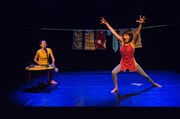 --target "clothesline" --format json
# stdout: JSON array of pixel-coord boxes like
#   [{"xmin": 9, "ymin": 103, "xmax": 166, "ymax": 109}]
[{"xmin": 39, "ymin": 24, "xmax": 172, "ymax": 31}]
